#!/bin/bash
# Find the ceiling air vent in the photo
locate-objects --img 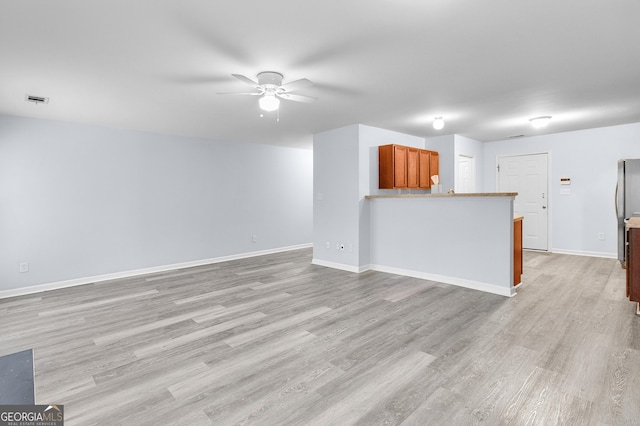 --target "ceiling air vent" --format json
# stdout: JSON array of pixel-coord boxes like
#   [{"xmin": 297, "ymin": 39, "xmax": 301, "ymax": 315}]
[
  {"xmin": 508, "ymin": 134, "xmax": 525, "ymax": 139},
  {"xmin": 25, "ymin": 94, "xmax": 49, "ymax": 104}
]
